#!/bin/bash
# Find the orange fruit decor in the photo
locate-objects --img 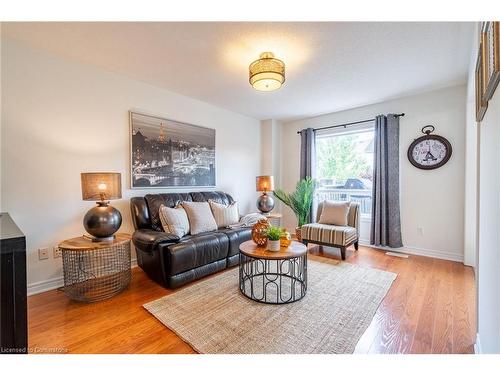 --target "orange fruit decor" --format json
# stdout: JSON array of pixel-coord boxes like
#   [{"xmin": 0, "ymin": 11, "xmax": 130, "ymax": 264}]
[
  {"xmin": 280, "ymin": 230, "xmax": 292, "ymax": 248},
  {"xmin": 251, "ymin": 219, "xmax": 270, "ymax": 247}
]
